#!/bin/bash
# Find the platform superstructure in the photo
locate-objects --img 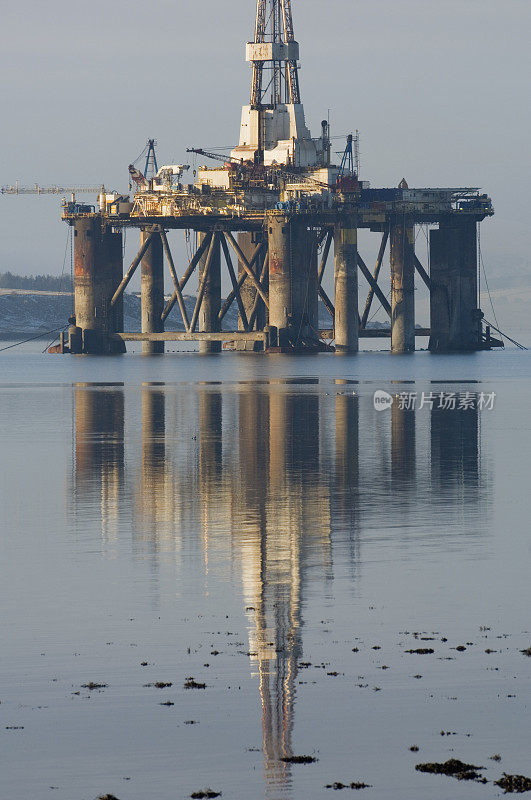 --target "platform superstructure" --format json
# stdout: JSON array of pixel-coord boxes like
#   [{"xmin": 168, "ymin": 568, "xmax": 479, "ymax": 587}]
[{"xmin": 50, "ymin": 0, "xmax": 497, "ymax": 355}]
